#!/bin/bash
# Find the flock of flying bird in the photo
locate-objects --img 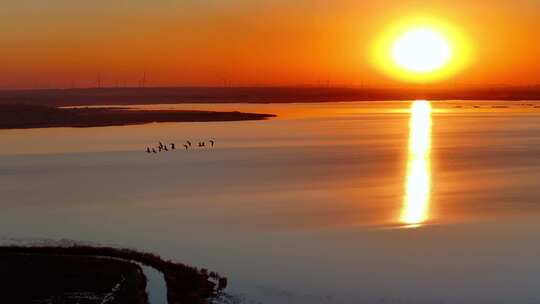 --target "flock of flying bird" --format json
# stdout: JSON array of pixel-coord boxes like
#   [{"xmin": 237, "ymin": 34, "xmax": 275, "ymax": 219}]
[{"xmin": 146, "ymin": 140, "xmax": 215, "ymax": 154}]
